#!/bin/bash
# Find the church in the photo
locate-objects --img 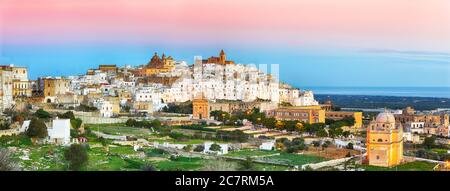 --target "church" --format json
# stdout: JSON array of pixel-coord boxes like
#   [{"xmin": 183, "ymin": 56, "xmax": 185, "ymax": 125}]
[
  {"xmin": 202, "ymin": 50, "xmax": 235, "ymax": 65},
  {"xmin": 138, "ymin": 52, "xmax": 175, "ymax": 76},
  {"xmin": 366, "ymin": 111, "xmax": 404, "ymax": 167}
]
